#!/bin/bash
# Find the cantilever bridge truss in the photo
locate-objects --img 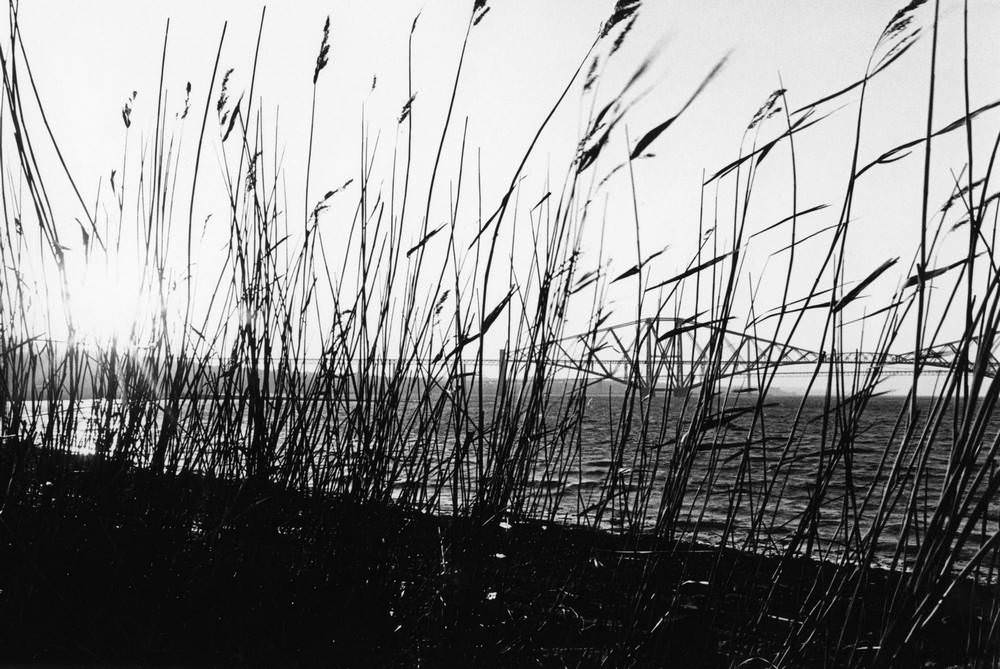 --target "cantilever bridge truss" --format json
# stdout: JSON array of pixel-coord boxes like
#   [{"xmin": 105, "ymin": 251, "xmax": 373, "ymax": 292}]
[{"xmin": 498, "ymin": 317, "xmax": 1000, "ymax": 390}]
